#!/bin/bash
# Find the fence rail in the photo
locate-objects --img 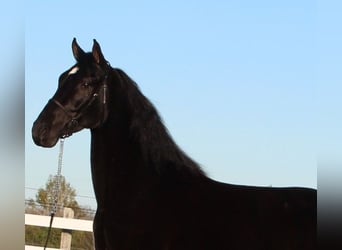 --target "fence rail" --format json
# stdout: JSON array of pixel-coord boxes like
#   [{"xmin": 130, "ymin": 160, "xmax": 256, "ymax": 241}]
[
  {"xmin": 25, "ymin": 246, "xmax": 59, "ymax": 250},
  {"xmin": 25, "ymin": 214, "xmax": 93, "ymax": 232}
]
